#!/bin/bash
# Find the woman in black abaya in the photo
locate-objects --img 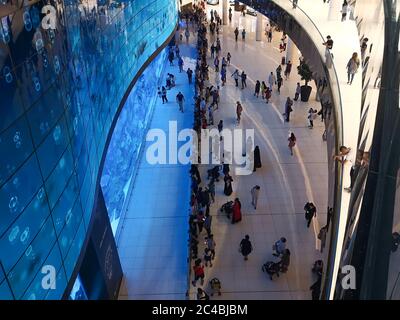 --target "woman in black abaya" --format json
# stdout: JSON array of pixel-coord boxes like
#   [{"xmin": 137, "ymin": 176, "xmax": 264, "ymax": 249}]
[
  {"xmin": 224, "ymin": 174, "xmax": 233, "ymax": 196},
  {"xmin": 253, "ymin": 146, "xmax": 262, "ymax": 171}
]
